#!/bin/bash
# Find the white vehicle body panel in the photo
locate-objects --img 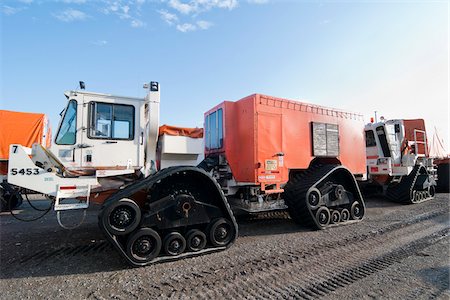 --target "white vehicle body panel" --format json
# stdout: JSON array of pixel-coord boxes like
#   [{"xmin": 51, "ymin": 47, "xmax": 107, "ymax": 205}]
[
  {"xmin": 8, "ymin": 144, "xmax": 98, "ymax": 197},
  {"xmin": 159, "ymin": 134, "xmax": 204, "ymax": 169}
]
